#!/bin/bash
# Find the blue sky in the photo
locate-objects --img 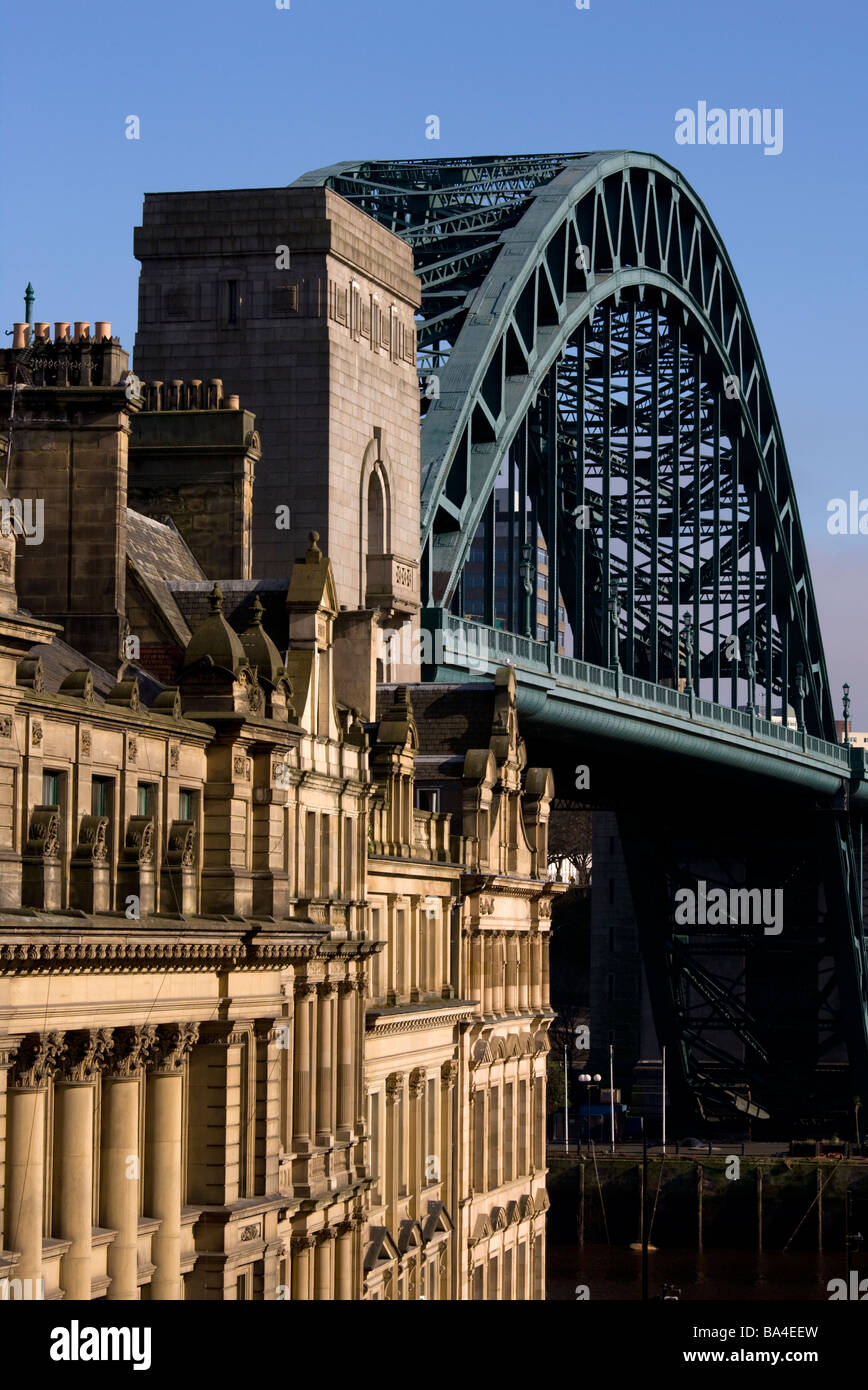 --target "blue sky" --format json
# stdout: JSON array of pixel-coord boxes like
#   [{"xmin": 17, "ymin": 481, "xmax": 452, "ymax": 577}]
[{"xmin": 1, "ymin": 0, "xmax": 865, "ymax": 721}]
